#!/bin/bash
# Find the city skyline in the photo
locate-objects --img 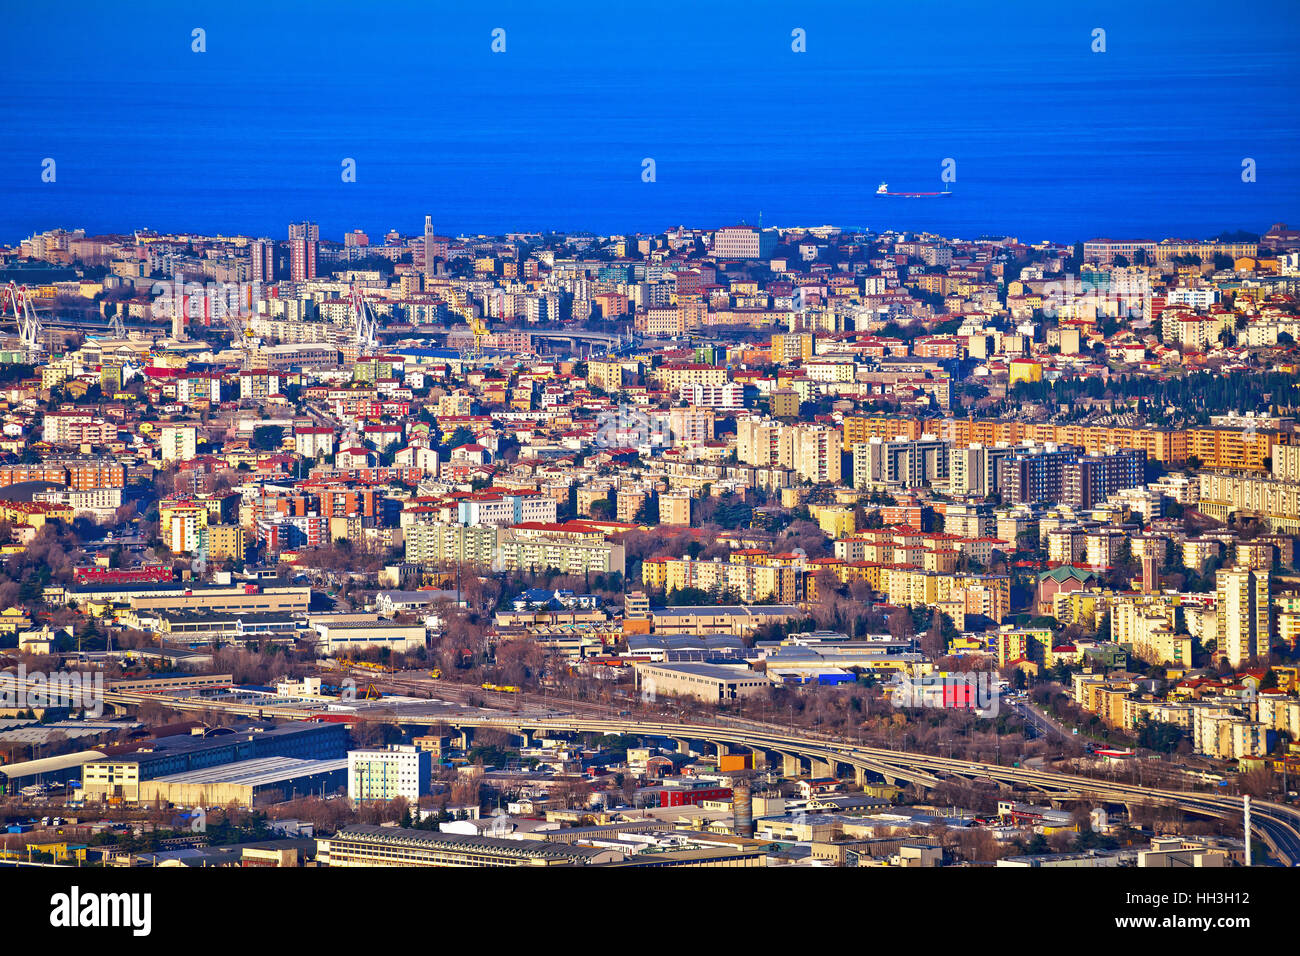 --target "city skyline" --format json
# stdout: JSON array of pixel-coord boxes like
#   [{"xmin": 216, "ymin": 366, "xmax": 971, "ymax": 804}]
[{"xmin": 3, "ymin": 216, "xmax": 1284, "ymax": 248}]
